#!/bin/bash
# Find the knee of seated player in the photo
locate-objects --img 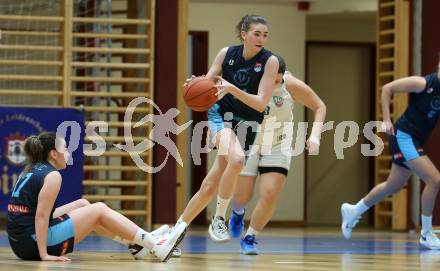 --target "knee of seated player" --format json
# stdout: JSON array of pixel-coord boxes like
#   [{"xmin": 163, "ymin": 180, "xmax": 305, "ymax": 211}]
[
  {"xmin": 78, "ymin": 198, "xmax": 91, "ymax": 207},
  {"xmin": 92, "ymin": 202, "xmax": 110, "ymax": 213},
  {"xmin": 73, "ymin": 202, "xmax": 108, "ymax": 226}
]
